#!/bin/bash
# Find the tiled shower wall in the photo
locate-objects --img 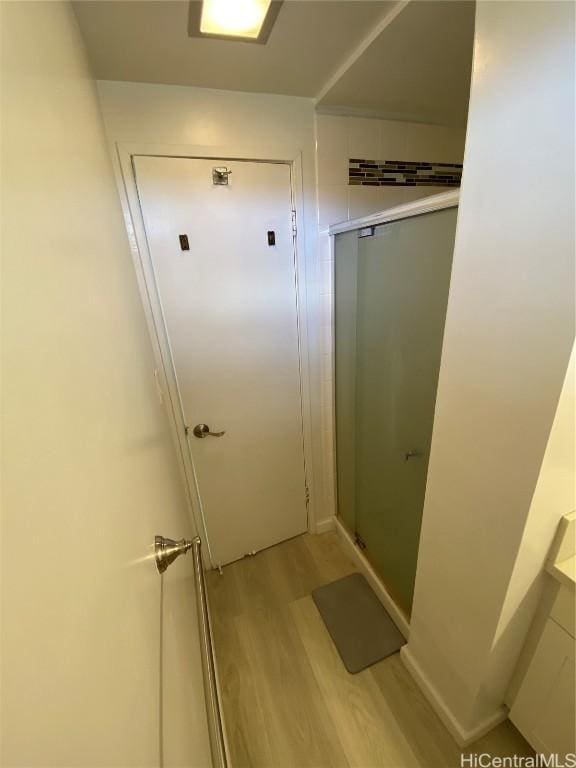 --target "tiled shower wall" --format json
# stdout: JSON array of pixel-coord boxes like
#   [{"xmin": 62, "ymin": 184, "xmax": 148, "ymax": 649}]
[
  {"xmin": 316, "ymin": 114, "xmax": 466, "ymax": 520},
  {"xmin": 316, "ymin": 114, "xmax": 466, "ymax": 230}
]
